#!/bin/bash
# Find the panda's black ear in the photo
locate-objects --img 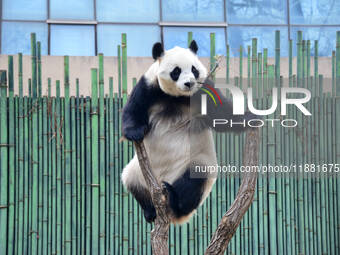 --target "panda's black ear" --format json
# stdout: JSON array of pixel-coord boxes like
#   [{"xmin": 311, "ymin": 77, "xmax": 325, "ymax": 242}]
[
  {"xmin": 189, "ymin": 40, "xmax": 198, "ymax": 54},
  {"xmin": 152, "ymin": 42, "xmax": 164, "ymax": 60}
]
